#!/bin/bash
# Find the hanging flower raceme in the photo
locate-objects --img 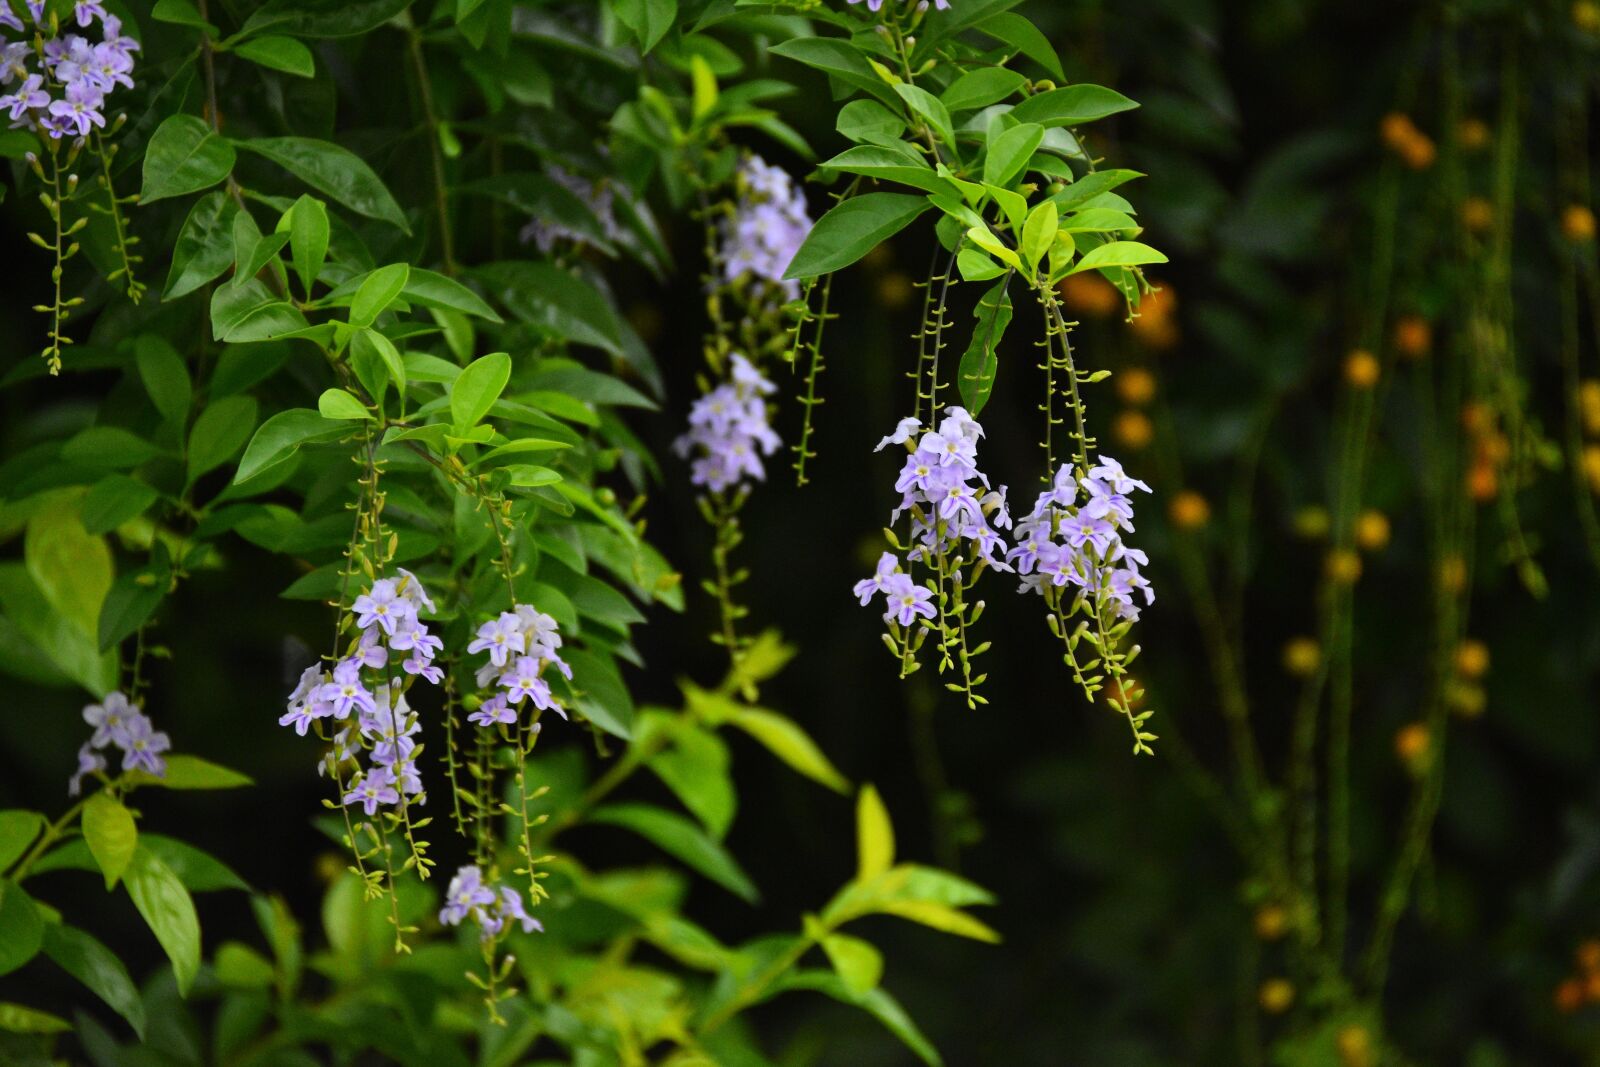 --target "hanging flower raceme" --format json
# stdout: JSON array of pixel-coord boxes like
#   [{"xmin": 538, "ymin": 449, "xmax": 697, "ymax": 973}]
[
  {"xmin": 718, "ymin": 155, "xmax": 812, "ymax": 302},
  {"xmin": 857, "ymin": 406, "xmax": 1010, "ymax": 705},
  {"xmin": 466, "ymin": 601, "xmax": 571, "ymax": 728},
  {"xmin": 71, "ymin": 690, "xmax": 170, "ymax": 794},
  {"xmin": 0, "ymin": 2, "xmax": 138, "ymax": 140},
  {"xmin": 1010, "ymin": 456, "xmax": 1155, "ymax": 620},
  {"xmin": 439, "ymin": 864, "xmax": 544, "ymax": 942},
  {"xmin": 279, "ymin": 570, "xmax": 443, "ymax": 818},
  {"xmin": 673, "ymin": 352, "xmax": 782, "ymax": 493}
]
